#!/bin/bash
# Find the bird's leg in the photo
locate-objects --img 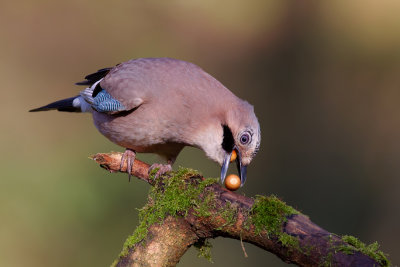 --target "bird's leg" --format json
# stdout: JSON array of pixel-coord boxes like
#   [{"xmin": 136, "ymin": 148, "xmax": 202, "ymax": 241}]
[
  {"xmin": 148, "ymin": 159, "xmax": 174, "ymax": 178},
  {"xmin": 120, "ymin": 148, "xmax": 136, "ymax": 182}
]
